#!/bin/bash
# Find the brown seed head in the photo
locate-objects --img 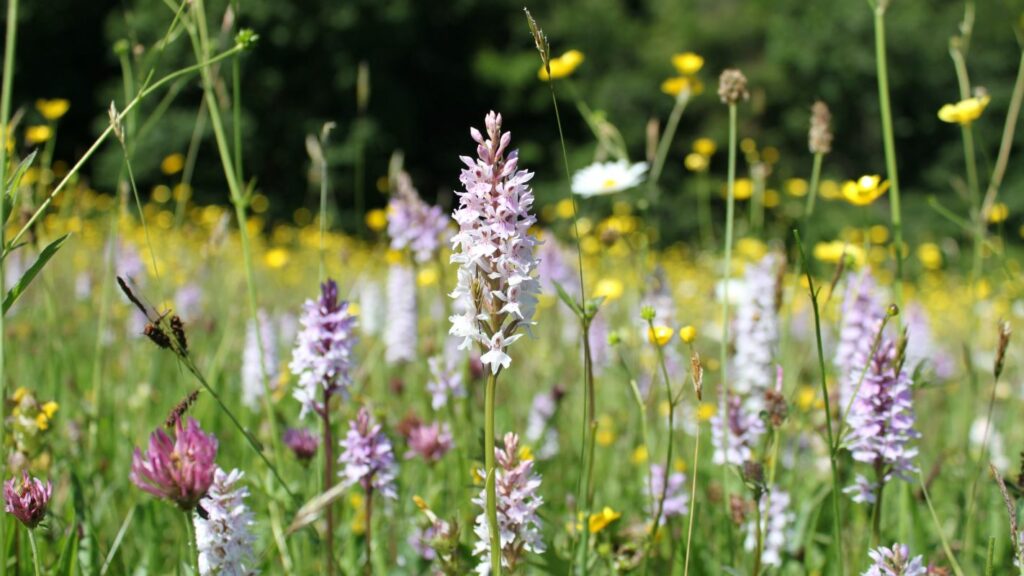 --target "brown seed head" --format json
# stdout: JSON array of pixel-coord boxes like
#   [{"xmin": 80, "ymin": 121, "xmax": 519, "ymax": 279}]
[
  {"xmin": 717, "ymin": 69, "xmax": 749, "ymax": 105},
  {"xmin": 808, "ymin": 101, "xmax": 833, "ymax": 155}
]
